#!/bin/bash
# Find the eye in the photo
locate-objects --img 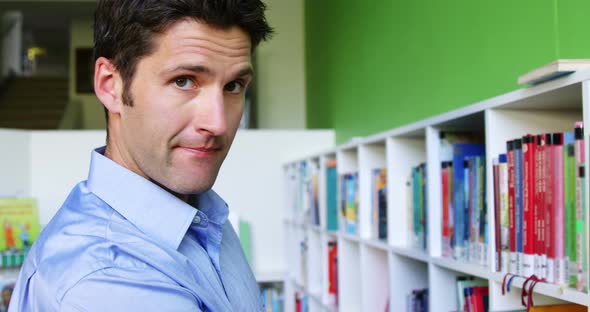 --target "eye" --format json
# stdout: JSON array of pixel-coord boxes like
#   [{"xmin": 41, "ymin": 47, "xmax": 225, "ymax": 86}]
[
  {"xmin": 174, "ymin": 77, "xmax": 195, "ymax": 89},
  {"xmin": 224, "ymin": 80, "xmax": 245, "ymax": 94}
]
